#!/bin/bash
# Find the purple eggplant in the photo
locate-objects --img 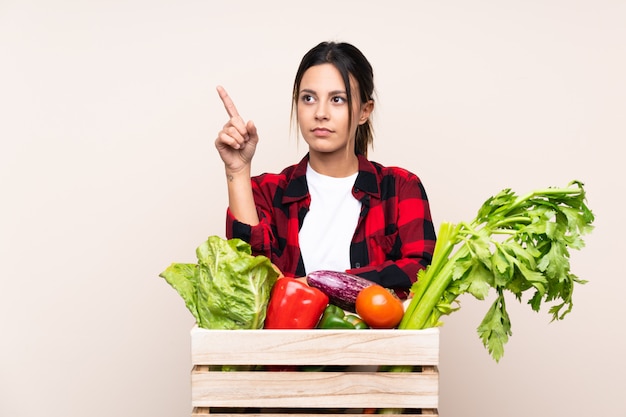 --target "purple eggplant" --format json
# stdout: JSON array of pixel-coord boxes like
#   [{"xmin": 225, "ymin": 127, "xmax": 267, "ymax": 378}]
[{"xmin": 306, "ymin": 270, "xmax": 375, "ymax": 313}]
